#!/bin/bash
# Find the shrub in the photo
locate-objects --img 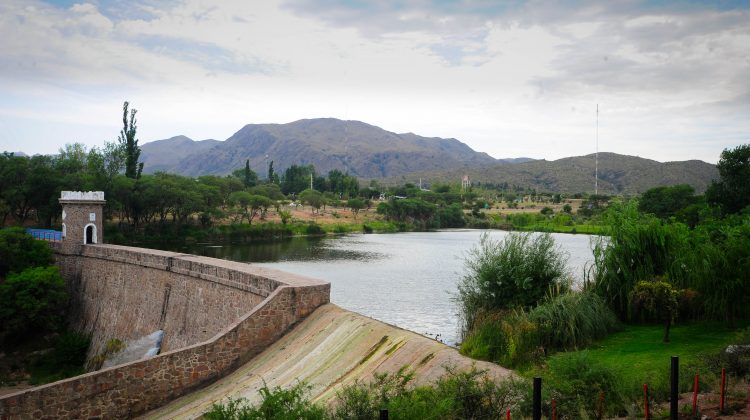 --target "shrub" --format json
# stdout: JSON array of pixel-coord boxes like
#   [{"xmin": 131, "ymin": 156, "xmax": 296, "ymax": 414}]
[
  {"xmin": 460, "ymin": 311, "xmax": 541, "ymax": 367},
  {"xmin": 530, "ymin": 291, "xmax": 620, "ymax": 351},
  {"xmin": 0, "ymin": 266, "xmax": 67, "ymax": 343},
  {"xmin": 205, "ymin": 382, "xmax": 325, "ymax": 420},
  {"xmin": 29, "ymin": 331, "xmax": 90, "ymax": 385},
  {"xmin": 457, "ymin": 232, "xmax": 570, "ymax": 337},
  {"xmin": 304, "ymin": 222, "xmax": 325, "ymax": 236},
  {"xmin": 53, "ymin": 332, "xmax": 90, "ymax": 367},
  {"xmin": 330, "ymin": 366, "xmax": 527, "ymax": 420},
  {"xmin": 0, "ymin": 227, "xmax": 54, "ymax": 278},
  {"xmin": 546, "ymin": 352, "xmax": 626, "ymax": 418},
  {"xmin": 460, "ymin": 291, "xmax": 619, "ymax": 367}
]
